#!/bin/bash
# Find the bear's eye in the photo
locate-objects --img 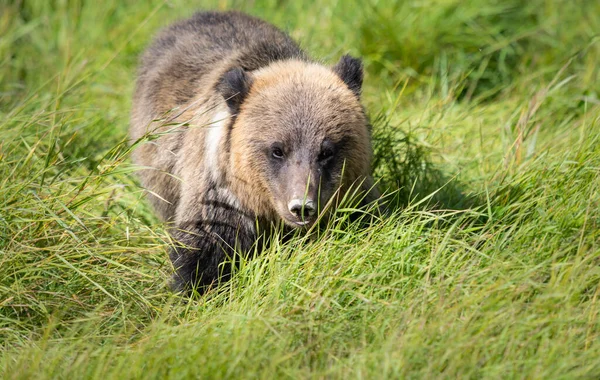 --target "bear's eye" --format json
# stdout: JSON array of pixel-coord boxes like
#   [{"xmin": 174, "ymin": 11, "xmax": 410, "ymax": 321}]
[
  {"xmin": 318, "ymin": 147, "xmax": 334, "ymax": 162},
  {"xmin": 271, "ymin": 146, "xmax": 284, "ymax": 159},
  {"xmin": 319, "ymin": 139, "xmax": 336, "ymax": 162}
]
